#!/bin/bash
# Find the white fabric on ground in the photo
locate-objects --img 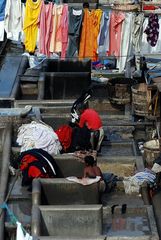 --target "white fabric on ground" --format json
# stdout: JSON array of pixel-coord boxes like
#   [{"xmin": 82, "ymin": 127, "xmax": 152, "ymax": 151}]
[
  {"xmin": 66, "ymin": 176, "xmax": 101, "ymax": 185},
  {"xmin": 17, "ymin": 121, "xmax": 62, "ymax": 155}
]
